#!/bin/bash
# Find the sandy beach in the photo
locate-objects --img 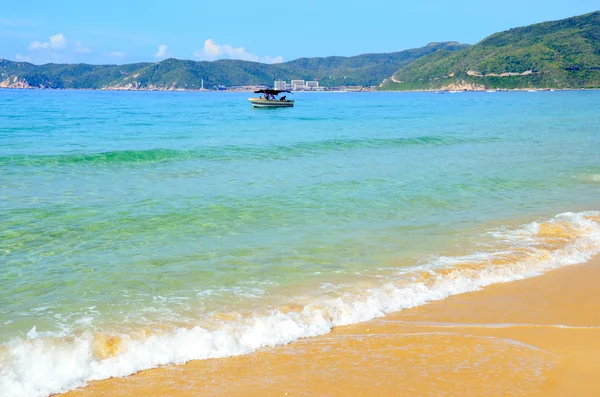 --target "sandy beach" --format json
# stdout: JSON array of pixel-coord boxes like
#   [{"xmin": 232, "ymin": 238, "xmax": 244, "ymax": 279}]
[{"xmin": 60, "ymin": 254, "xmax": 600, "ymax": 397}]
